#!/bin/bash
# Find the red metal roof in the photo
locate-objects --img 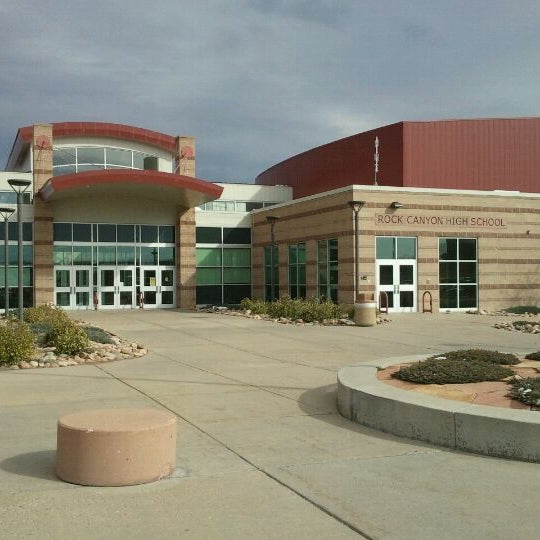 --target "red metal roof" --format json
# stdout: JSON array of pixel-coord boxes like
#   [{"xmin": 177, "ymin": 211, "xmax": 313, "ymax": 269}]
[
  {"xmin": 256, "ymin": 118, "xmax": 540, "ymax": 197},
  {"xmin": 38, "ymin": 169, "xmax": 222, "ymax": 208},
  {"xmin": 18, "ymin": 122, "xmax": 177, "ymax": 153}
]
